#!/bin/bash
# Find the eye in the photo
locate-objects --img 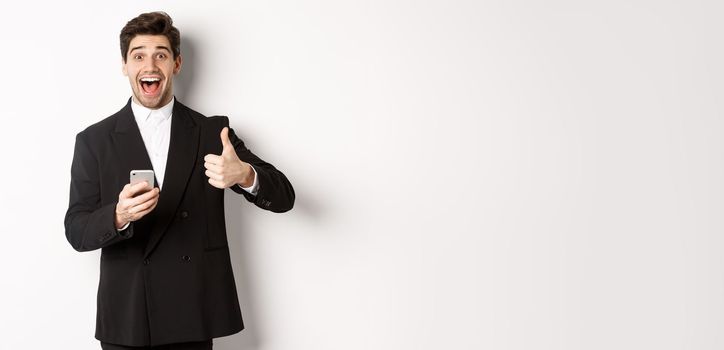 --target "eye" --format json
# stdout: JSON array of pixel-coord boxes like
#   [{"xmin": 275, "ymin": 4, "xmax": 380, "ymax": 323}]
[
  {"xmin": 134, "ymin": 54, "xmax": 142, "ymax": 60},
  {"xmin": 157, "ymin": 53, "xmax": 166, "ymax": 59}
]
